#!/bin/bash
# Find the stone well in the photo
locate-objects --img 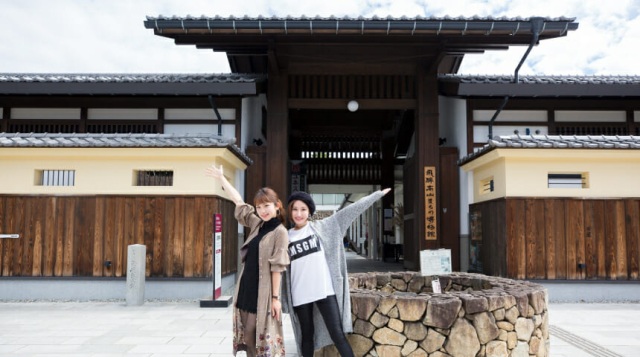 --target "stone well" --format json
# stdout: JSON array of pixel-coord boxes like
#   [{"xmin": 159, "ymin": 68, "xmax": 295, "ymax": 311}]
[{"xmin": 317, "ymin": 272, "xmax": 549, "ymax": 357}]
